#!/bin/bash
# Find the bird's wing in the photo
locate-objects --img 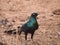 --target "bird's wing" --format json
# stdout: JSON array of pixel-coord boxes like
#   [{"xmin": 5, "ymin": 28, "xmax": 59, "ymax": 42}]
[{"xmin": 21, "ymin": 23, "xmax": 29, "ymax": 31}]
